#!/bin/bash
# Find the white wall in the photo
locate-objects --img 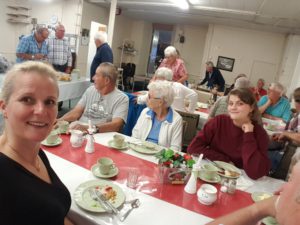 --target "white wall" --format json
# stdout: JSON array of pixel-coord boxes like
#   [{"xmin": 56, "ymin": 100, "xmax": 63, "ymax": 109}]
[
  {"xmin": 173, "ymin": 24, "xmax": 208, "ymax": 83},
  {"xmin": 201, "ymin": 24, "xmax": 287, "ymax": 86},
  {"xmin": 278, "ymin": 34, "xmax": 300, "ymax": 96}
]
